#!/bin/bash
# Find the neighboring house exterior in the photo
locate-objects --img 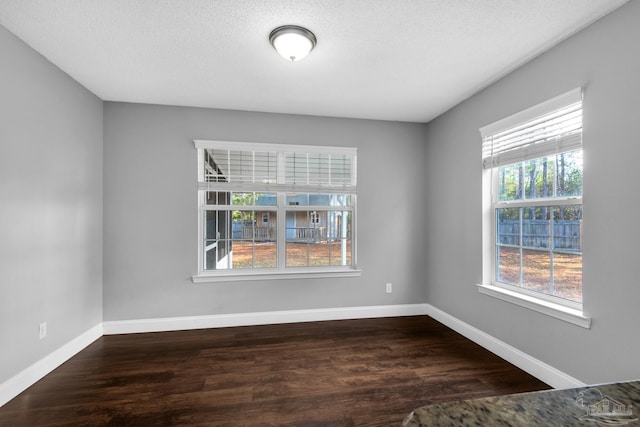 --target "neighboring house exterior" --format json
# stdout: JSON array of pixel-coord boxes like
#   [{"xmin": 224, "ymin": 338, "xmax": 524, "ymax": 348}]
[{"xmin": 252, "ymin": 193, "xmax": 348, "ymax": 243}]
